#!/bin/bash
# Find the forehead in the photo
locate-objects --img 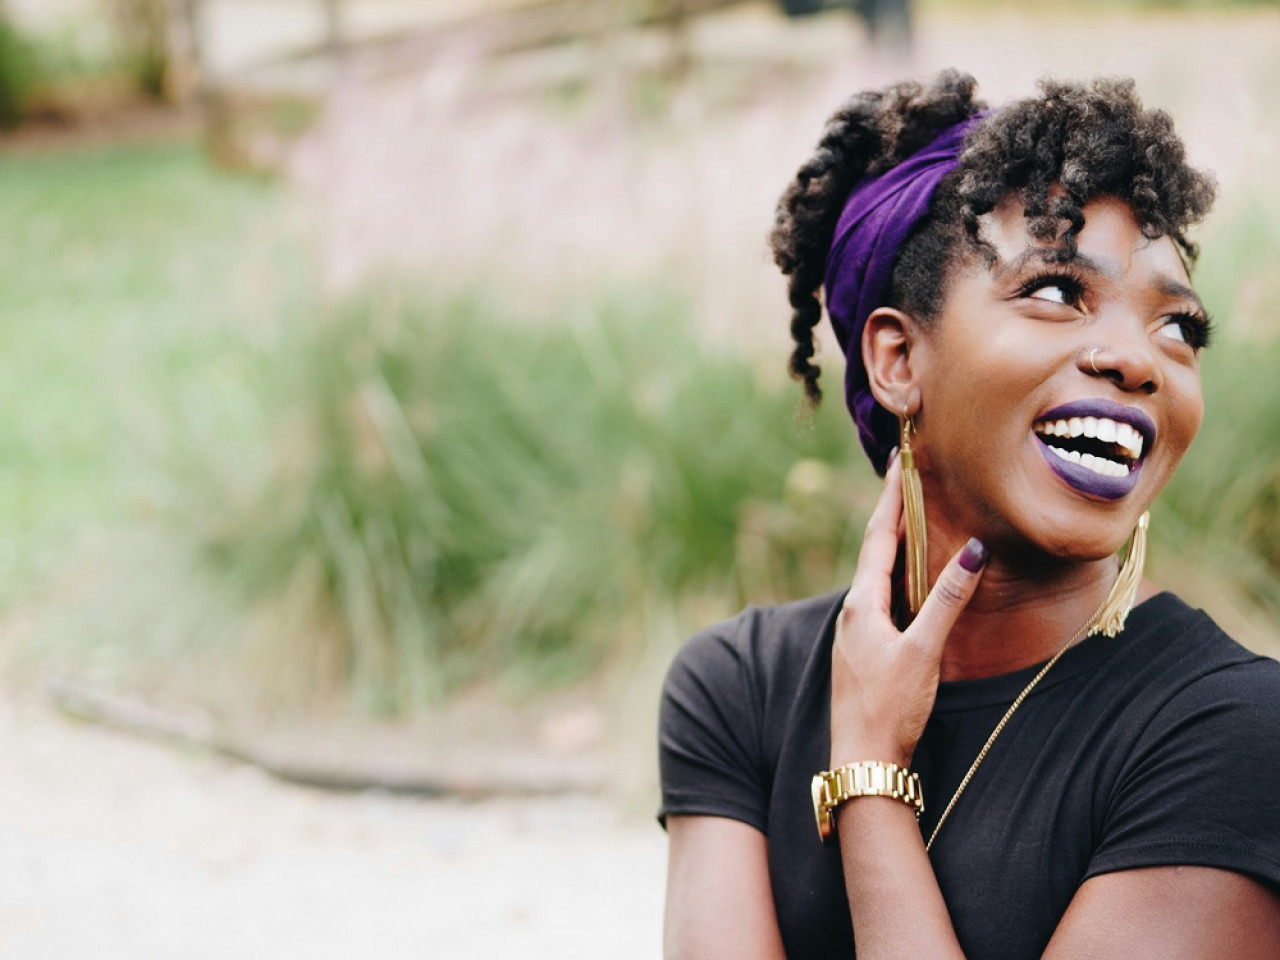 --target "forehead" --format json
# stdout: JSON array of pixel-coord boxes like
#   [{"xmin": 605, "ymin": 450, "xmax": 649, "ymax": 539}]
[{"xmin": 978, "ymin": 194, "xmax": 1191, "ymax": 287}]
